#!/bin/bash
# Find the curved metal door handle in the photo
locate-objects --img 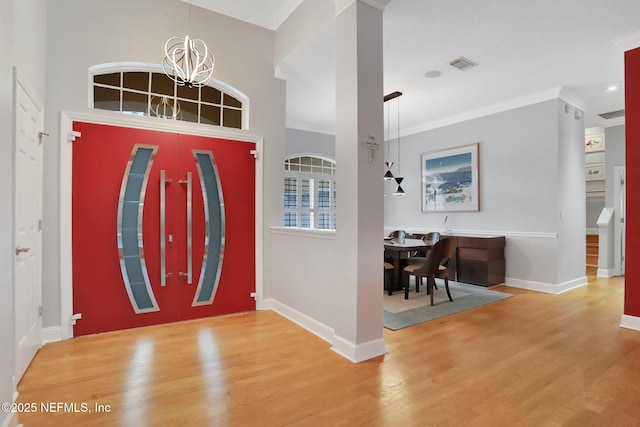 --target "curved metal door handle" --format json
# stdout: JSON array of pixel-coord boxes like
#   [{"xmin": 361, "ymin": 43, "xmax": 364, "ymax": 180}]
[
  {"xmin": 15, "ymin": 246, "xmax": 30, "ymax": 256},
  {"xmin": 160, "ymin": 170, "xmax": 172, "ymax": 286},
  {"xmin": 179, "ymin": 172, "xmax": 193, "ymax": 284}
]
